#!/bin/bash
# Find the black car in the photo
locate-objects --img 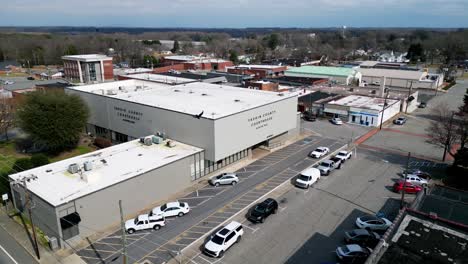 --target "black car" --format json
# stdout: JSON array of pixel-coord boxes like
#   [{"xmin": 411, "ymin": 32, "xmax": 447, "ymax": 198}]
[
  {"xmin": 344, "ymin": 229, "xmax": 381, "ymax": 247},
  {"xmin": 27, "ymin": 76, "xmax": 35, "ymax": 80},
  {"xmin": 418, "ymin": 102, "xmax": 427, "ymax": 108},
  {"xmin": 330, "ymin": 156, "xmax": 342, "ymax": 169},
  {"xmin": 247, "ymin": 198, "xmax": 278, "ymax": 223}
]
